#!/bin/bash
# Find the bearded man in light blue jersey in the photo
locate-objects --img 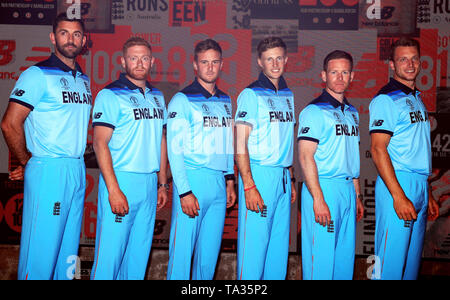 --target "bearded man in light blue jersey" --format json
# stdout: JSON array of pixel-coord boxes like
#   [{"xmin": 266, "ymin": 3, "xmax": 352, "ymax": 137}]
[
  {"xmin": 166, "ymin": 39, "xmax": 236, "ymax": 280},
  {"xmin": 1, "ymin": 13, "xmax": 91, "ymax": 280},
  {"xmin": 297, "ymin": 50, "xmax": 364, "ymax": 280},
  {"xmin": 235, "ymin": 37, "xmax": 297, "ymax": 280},
  {"xmin": 369, "ymin": 37, "xmax": 439, "ymax": 280},
  {"xmin": 90, "ymin": 37, "xmax": 168, "ymax": 280}
]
